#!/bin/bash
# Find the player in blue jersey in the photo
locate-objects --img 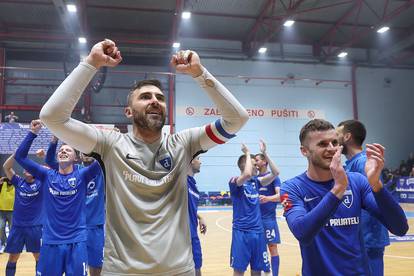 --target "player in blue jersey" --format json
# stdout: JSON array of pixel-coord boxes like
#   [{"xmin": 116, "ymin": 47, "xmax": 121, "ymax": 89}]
[
  {"xmin": 337, "ymin": 119, "xmax": 390, "ymax": 276},
  {"xmin": 14, "ymin": 120, "xmax": 101, "ymax": 276},
  {"xmin": 255, "ymin": 153, "xmax": 281, "ymax": 276},
  {"xmin": 229, "ymin": 141, "xmax": 279, "ymax": 276},
  {"xmin": 45, "ymin": 136, "xmax": 105, "ymax": 276},
  {"xmin": 187, "ymin": 156, "xmax": 207, "ymax": 276},
  {"xmin": 281, "ymin": 119, "xmax": 408, "ymax": 276},
  {"xmin": 2, "ymin": 154, "xmax": 43, "ymax": 276}
]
